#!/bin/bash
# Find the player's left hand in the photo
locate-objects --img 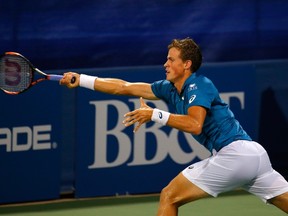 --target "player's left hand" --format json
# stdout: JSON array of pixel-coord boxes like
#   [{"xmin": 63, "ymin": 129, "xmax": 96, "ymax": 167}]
[{"xmin": 123, "ymin": 97, "xmax": 153, "ymax": 133}]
